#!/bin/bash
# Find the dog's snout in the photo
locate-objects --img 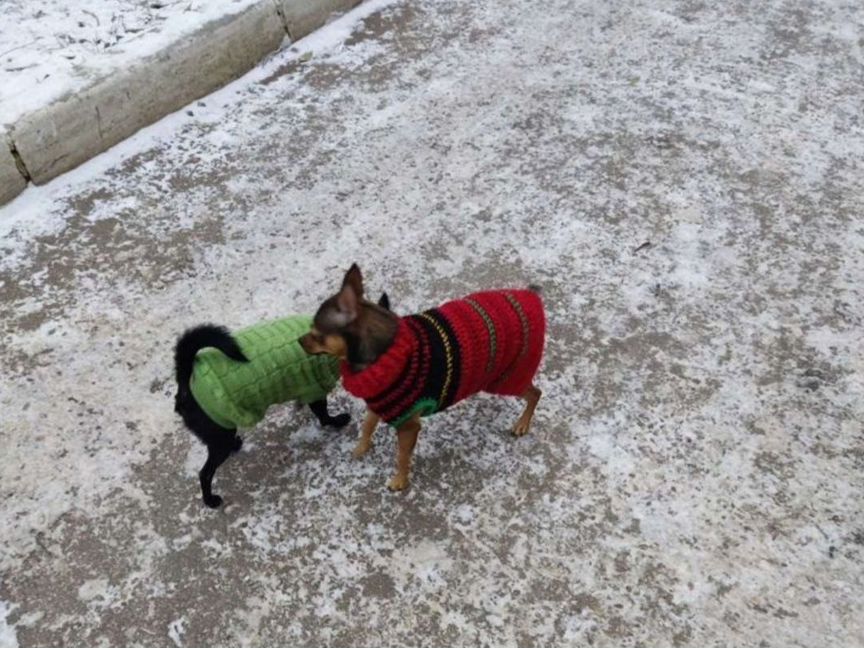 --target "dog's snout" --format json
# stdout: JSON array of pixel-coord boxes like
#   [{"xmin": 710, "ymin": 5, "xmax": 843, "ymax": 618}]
[{"xmin": 298, "ymin": 333, "xmax": 312, "ymax": 353}]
